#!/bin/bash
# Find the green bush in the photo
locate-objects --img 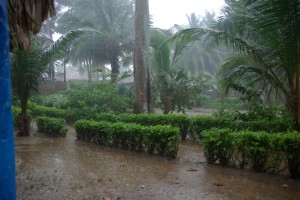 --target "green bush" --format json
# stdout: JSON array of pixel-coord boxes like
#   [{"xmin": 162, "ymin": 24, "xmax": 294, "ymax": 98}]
[
  {"xmin": 46, "ymin": 82, "xmax": 133, "ymax": 113},
  {"xmin": 36, "ymin": 116, "xmax": 67, "ymax": 137},
  {"xmin": 74, "ymin": 120, "xmax": 180, "ymax": 158},
  {"xmin": 95, "ymin": 113, "xmax": 190, "ymax": 140},
  {"xmin": 31, "ymin": 105, "xmax": 67, "ymax": 119},
  {"xmin": 40, "ymin": 93, "xmax": 69, "ymax": 109},
  {"xmin": 279, "ymin": 132, "xmax": 300, "ymax": 178},
  {"xmin": 201, "ymin": 129, "xmax": 300, "ymax": 178},
  {"xmin": 235, "ymin": 131, "xmax": 273, "ymax": 172},
  {"xmin": 202, "ymin": 128, "xmax": 234, "ymax": 166},
  {"xmin": 190, "ymin": 116, "xmax": 231, "ymax": 139},
  {"xmin": 190, "ymin": 114, "xmax": 292, "ymax": 140}
]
